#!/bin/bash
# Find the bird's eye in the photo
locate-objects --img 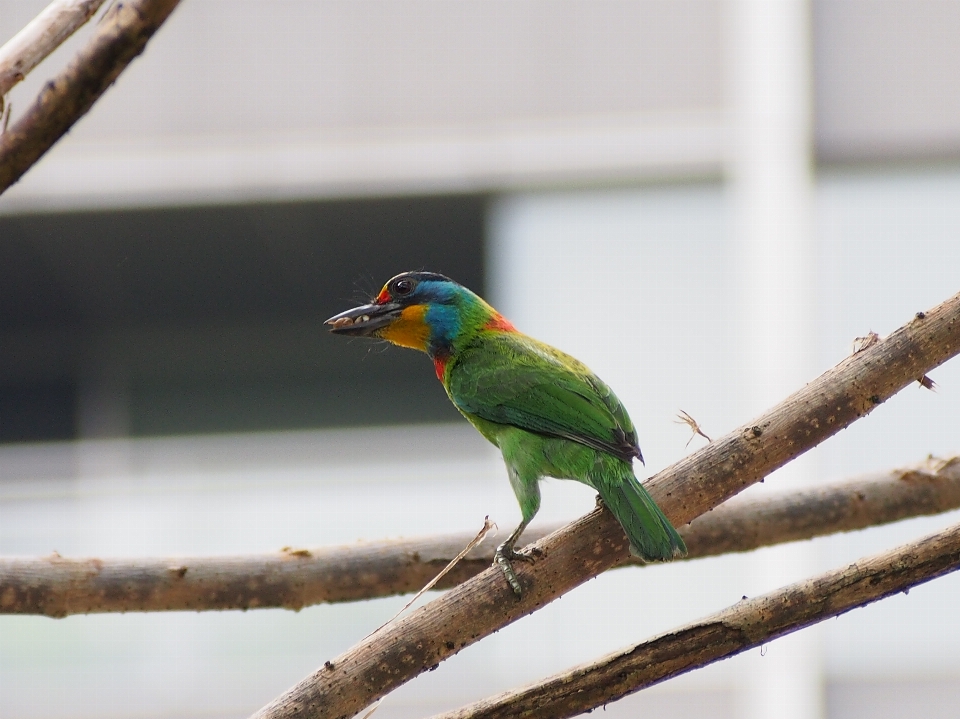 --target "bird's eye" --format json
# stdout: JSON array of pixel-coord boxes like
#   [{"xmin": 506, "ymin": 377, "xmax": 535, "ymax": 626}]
[{"xmin": 394, "ymin": 278, "xmax": 415, "ymax": 296}]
